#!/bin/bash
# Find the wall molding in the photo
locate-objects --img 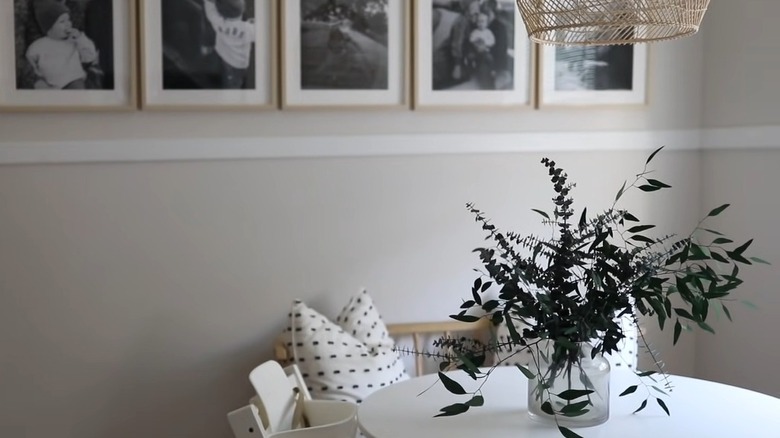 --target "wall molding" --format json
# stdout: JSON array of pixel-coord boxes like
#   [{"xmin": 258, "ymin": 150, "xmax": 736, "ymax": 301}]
[
  {"xmin": 702, "ymin": 126, "xmax": 780, "ymax": 150},
  {"xmin": 0, "ymin": 125, "xmax": 774, "ymax": 165}
]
